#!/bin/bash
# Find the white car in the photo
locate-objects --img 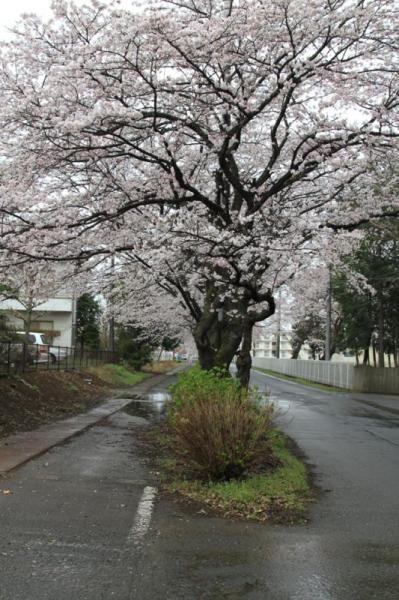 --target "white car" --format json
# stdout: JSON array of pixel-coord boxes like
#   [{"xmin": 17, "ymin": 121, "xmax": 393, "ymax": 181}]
[{"xmin": 17, "ymin": 332, "xmax": 71, "ymax": 363}]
